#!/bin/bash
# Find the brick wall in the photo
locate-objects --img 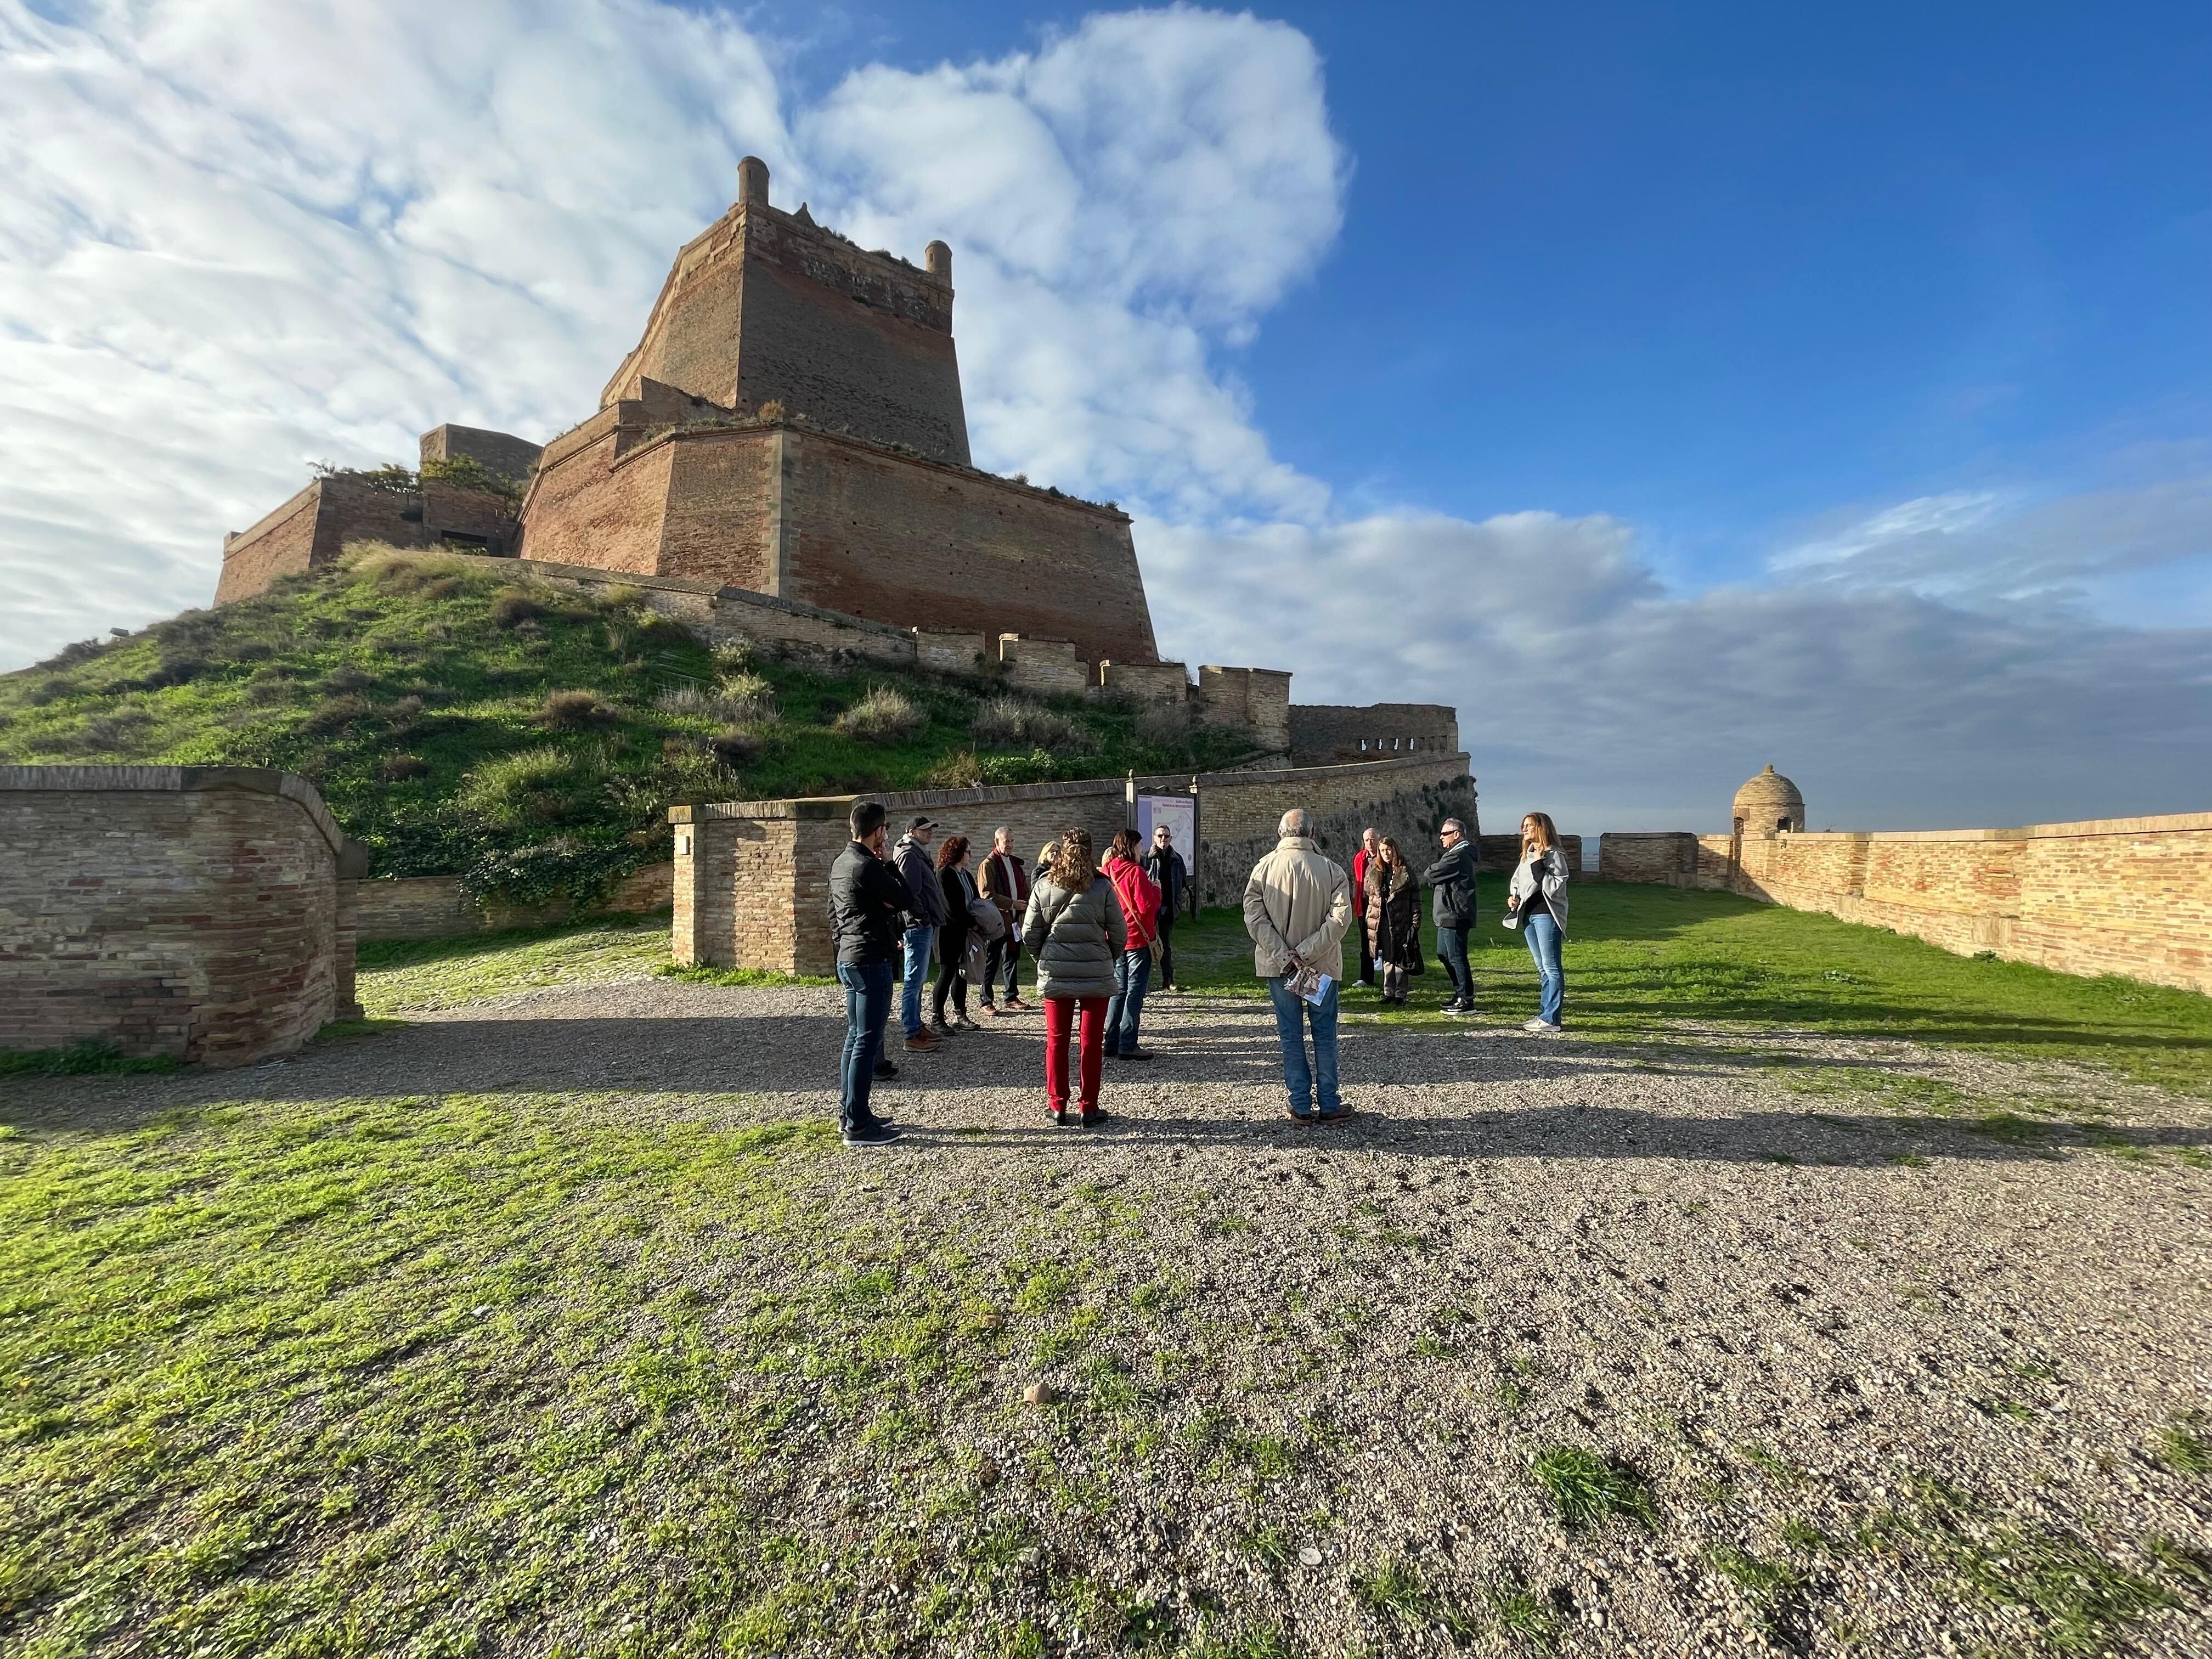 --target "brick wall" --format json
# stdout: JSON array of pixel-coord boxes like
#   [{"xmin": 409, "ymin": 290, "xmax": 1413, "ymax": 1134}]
[
  {"xmin": 1100, "ymin": 661, "xmax": 1191, "ymax": 704},
  {"xmin": 355, "ymin": 862, "xmax": 672, "ymax": 941},
  {"xmin": 1598, "ymin": 814, "xmax": 2212, "ymax": 995},
  {"xmin": 672, "ymin": 753, "xmax": 1480, "ymax": 973},
  {"xmin": 1475, "ymin": 834, "xmax": 1585, "ymax": 875},
  {"xmin": 779, "ymin": 430, "xmax": 1159, "ymax": 667},
  {"xmin": 0, "ymin": 766, "xmax": 366, "ymax": 1065},
  {"xmin": 1197, "ymin": 668, "xmax": 1294, "ymax": 755},
  {"xmin": 660, "ymin": 431, "xmax": 779, "ymax": 590},
  {"xmin": 217, "ymin": 476, "xmax": 517, "ymax": 604},
  {"xmin": 998, "ymin": 636, "xmax": 1090, "ymax": 698},
  {"xmin": 1288, "ymin": 703, "xmax": 1462, "ymax": 766},
  {"xmin": 419, "ymin": 424, "xmax": 542, "ymax": 481},
  {"xmin": 516, "ymin": 418, "xmax": 676, "ymax": 575}
]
